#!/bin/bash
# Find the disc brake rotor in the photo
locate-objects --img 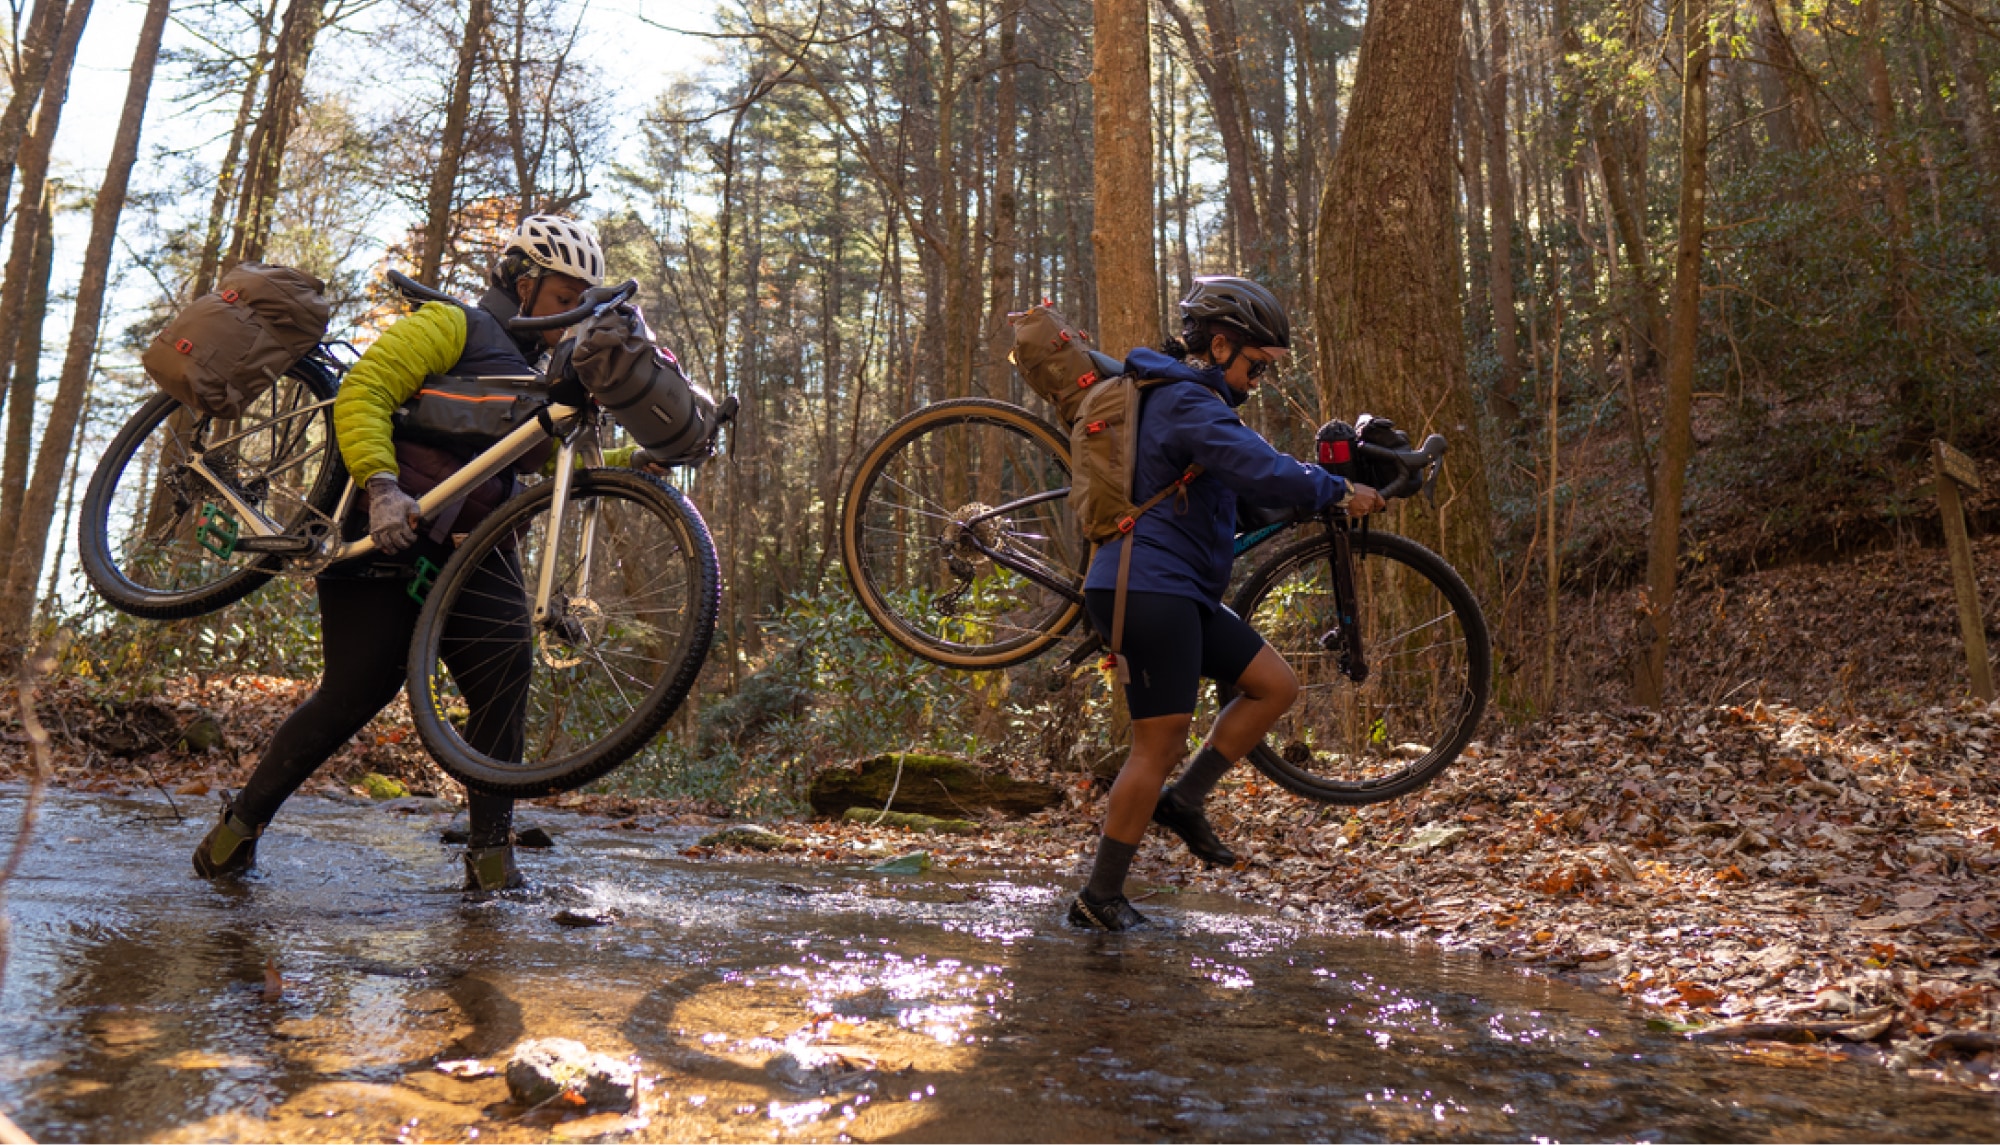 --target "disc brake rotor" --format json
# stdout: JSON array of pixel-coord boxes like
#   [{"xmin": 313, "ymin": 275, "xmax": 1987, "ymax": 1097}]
[{"xmin": 539, "ymin": 597, "xmax": 606, "ymax": 669}]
